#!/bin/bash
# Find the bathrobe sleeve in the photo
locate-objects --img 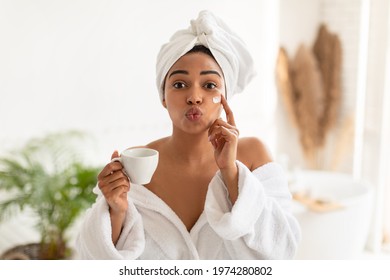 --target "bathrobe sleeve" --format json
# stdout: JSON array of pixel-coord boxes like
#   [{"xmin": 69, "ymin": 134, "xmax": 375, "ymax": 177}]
[
  {"xmin": 204, "ymin": 161, "xmax": 301, "ymax": 259},
  {"xmin": 75, "ymin": 186, "xmax": 145, "ymax": 259}
]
